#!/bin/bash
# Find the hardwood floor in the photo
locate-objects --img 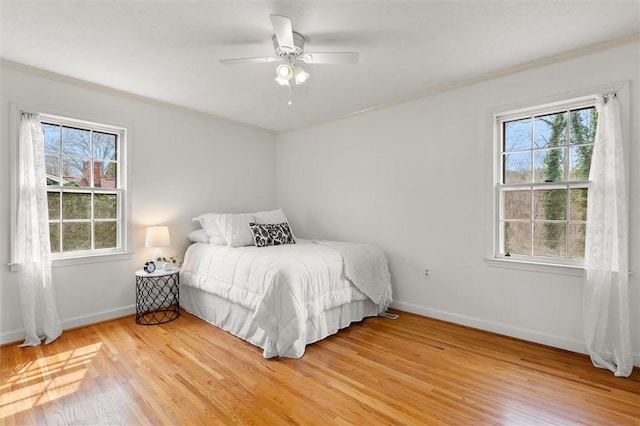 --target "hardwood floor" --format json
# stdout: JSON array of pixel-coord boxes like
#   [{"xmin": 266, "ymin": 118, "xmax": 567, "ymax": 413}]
[{"xmin": 1, "ymin": 310, "xmax": 639, "ymax": 425}]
